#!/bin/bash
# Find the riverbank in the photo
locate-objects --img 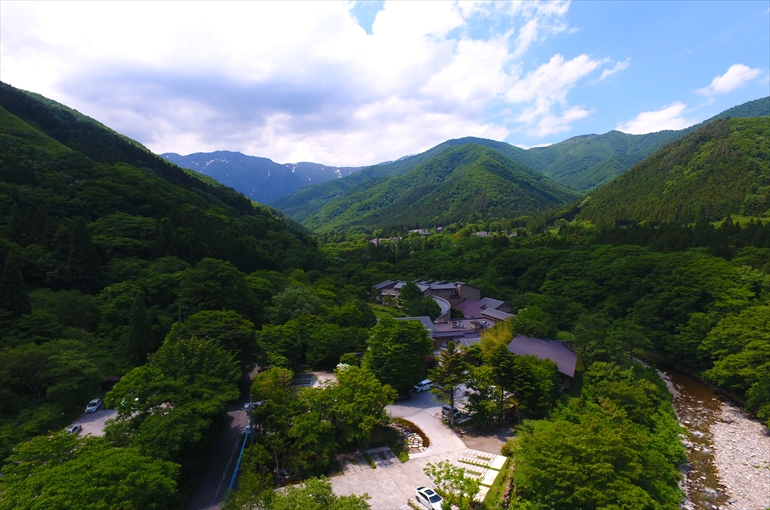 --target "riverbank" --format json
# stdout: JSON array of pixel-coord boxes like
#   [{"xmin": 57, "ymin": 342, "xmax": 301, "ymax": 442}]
[
  {"xmin": 660, "ymin": 366, "xmax": 770, "ymax": 510},
  {"xmin": 712, "ymin": 403, "xmax": 770, "ymax": 510}
]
